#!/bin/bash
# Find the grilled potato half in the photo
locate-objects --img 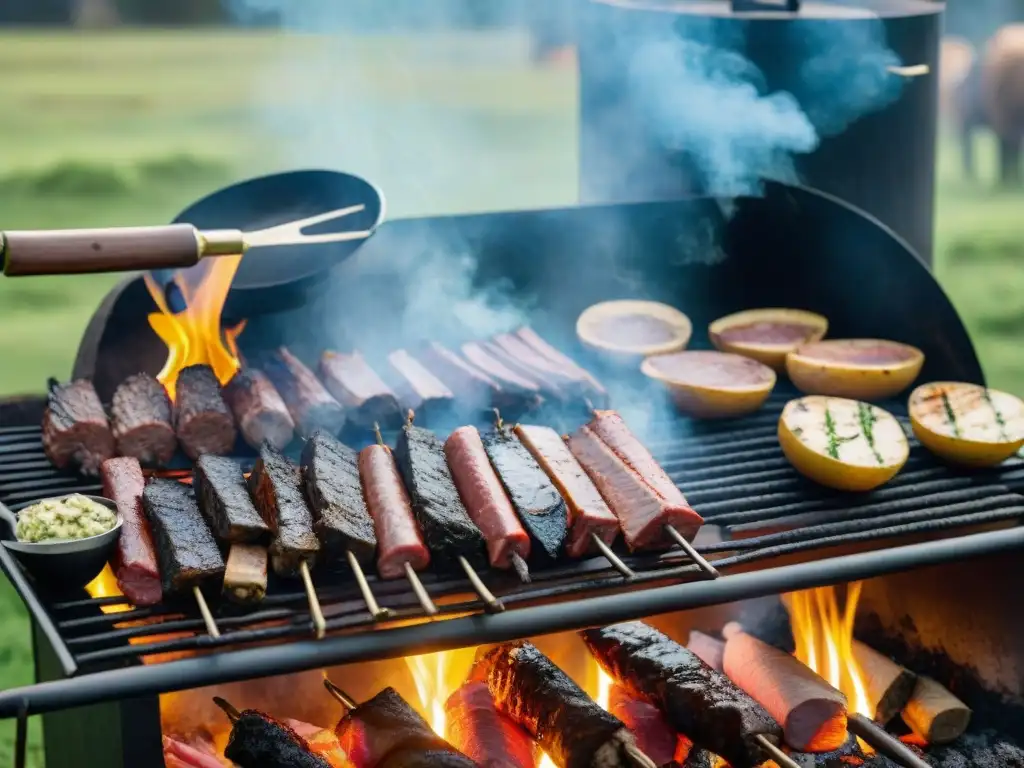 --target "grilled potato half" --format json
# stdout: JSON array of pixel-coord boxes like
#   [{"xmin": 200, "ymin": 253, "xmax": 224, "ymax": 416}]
[
  {"xmin": 779, "ymin": 395, "xmax": 909, "ymax": 491},
  {"xmin": 786, "ymin": 339, "xmax": 924, "ymax": 401},
  {"xmin": 641, "ymin": 350, "xmax": 776, "ymax": 418},
  {"xmin": 708, "ymin": 308, "xmax": 828, "ymax": 371},
  {"xmin": 909, "ymin": 382, "xmax": 1024, "ymax": 467}
]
